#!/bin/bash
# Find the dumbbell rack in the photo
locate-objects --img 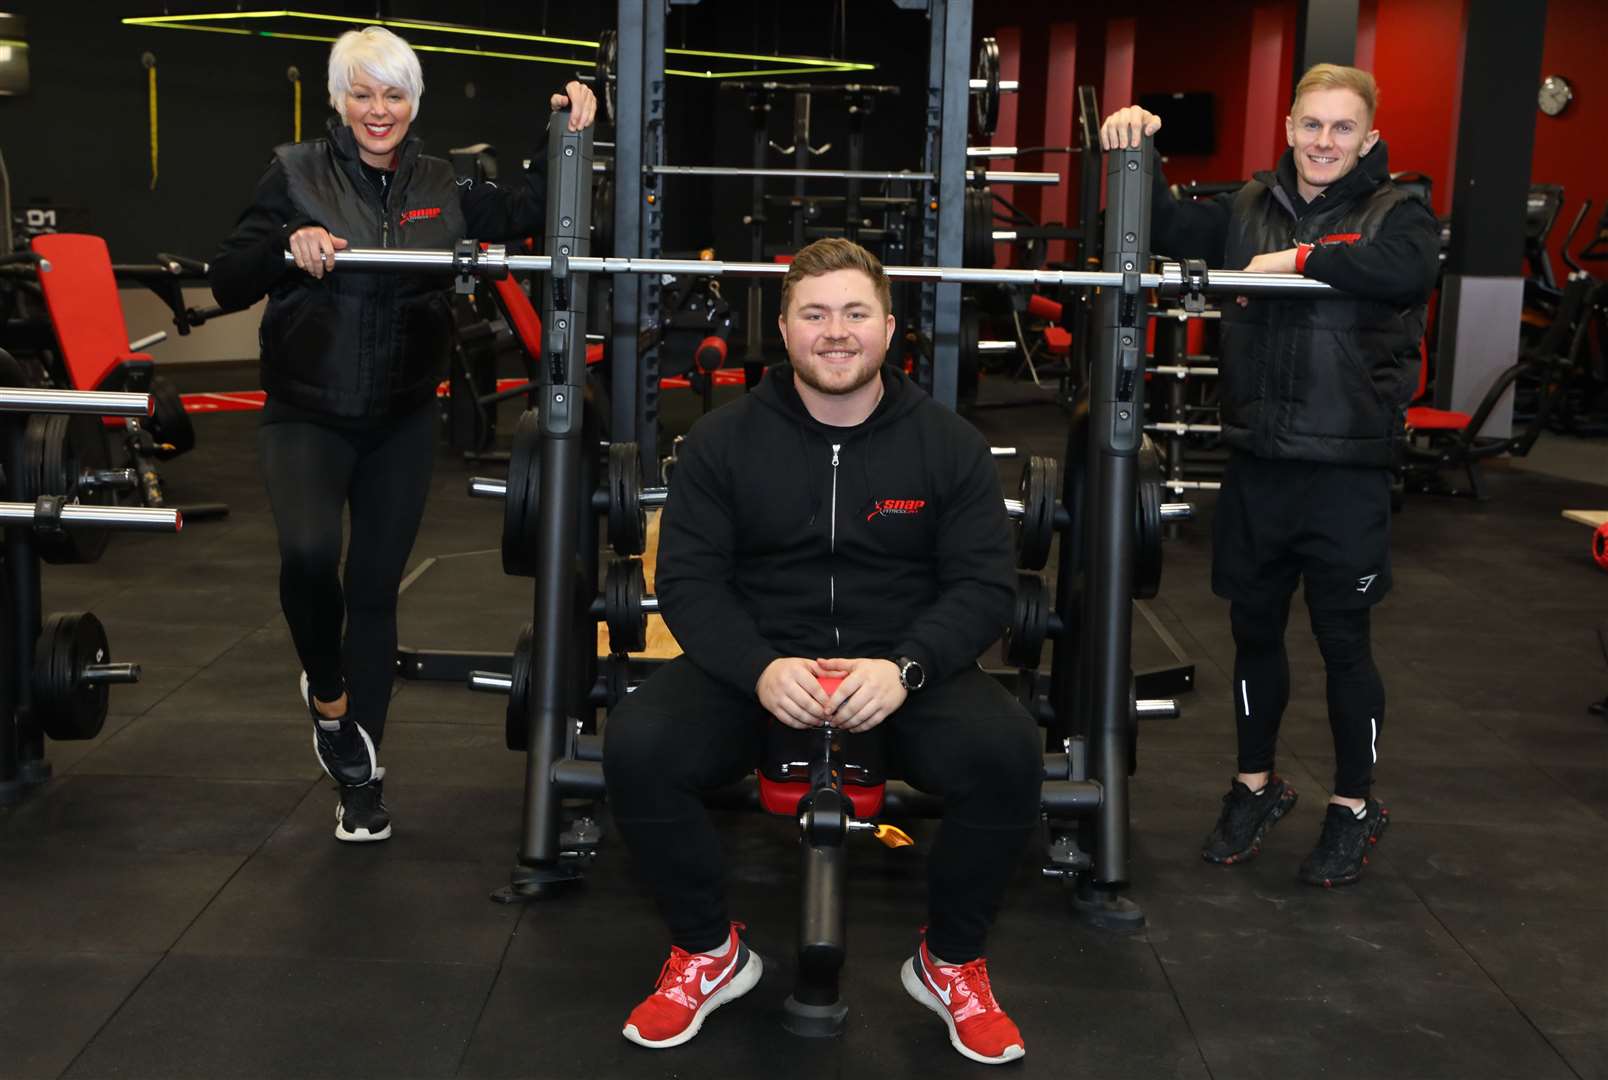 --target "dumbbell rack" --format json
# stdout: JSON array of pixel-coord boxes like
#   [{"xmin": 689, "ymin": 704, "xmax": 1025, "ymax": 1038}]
[{"xmin": 0, "ymin": 364, "xmax": 183, "ymax": 803}]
